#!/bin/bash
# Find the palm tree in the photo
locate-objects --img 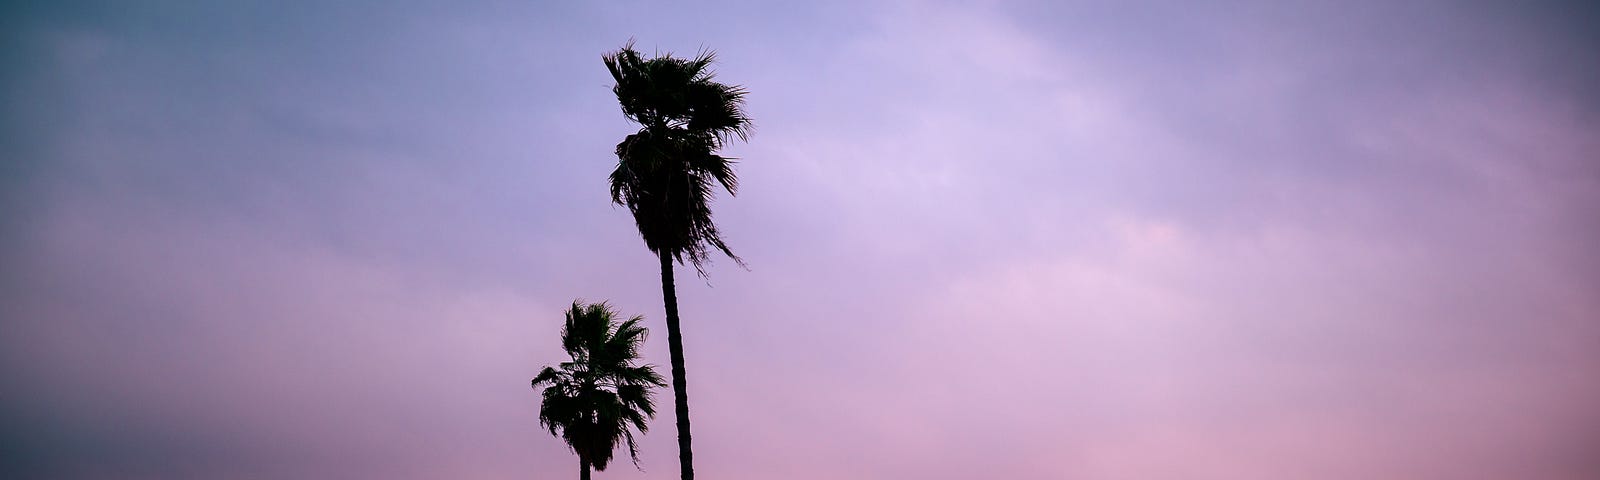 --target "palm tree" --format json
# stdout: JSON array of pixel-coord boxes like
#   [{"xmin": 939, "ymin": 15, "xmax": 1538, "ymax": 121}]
[
  {"xmin": 532, "ymin": 301, "xmax": 666, "ymax": 480},
  {"xmin": 601, "ymin": 41, "xmax": 752, "ymax": 480}
]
